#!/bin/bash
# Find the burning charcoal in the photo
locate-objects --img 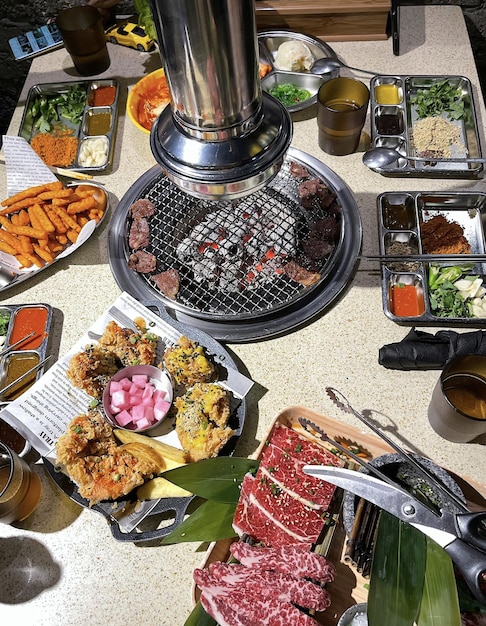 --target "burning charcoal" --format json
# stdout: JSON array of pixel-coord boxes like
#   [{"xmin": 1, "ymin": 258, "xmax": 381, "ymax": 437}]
[
  {"xmin": 151, "ymin": 268, "xmax": 180, "ymax": 299},
  {"xmin": 289, "ymin": 161, "xmax": 310, "ymax": 179},
  {"xmin": 129, "ymin": 217, "xmax": 150, "ymax": 250},
  {"xmin": 127, "ymin": 250, "xmax": 157, "ymax": 273},
  {"xmin": 130, "ymin": 198, "xmax": 156, "ymax": 219}
]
